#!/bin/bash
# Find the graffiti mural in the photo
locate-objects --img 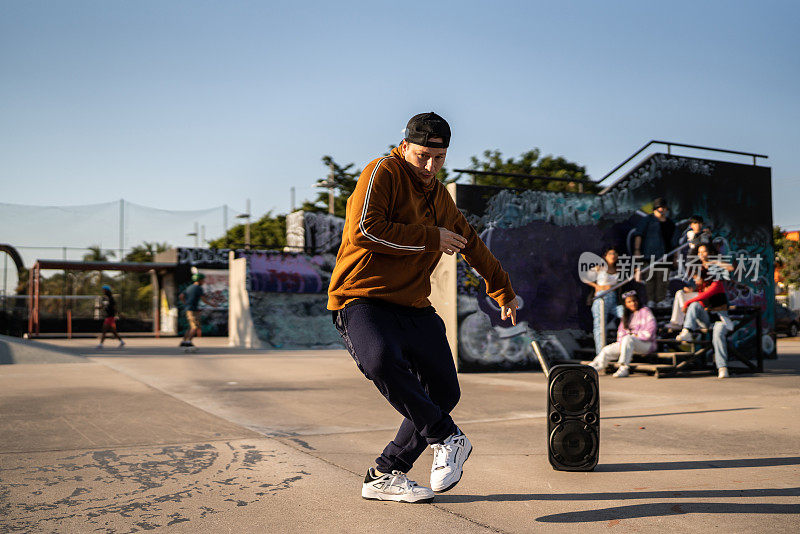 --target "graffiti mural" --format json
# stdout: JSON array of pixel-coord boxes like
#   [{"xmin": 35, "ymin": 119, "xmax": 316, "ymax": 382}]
[
  {"xmin": 177, "ymin": 247, "xmax": 231, "ymax": 268},
  {"xmin": 455, "ymin": 153, "xmax": 774, "ymax": 371},
  {"xmin": 284, "ymin": 211, "xmax": 345, "ymax": 255},
  {"xmin": 245, "ymin": 251, "xmax": 341, "ymax": 348},
  {"xmin": 176, "ymin": 269, "xmax": 229, "ymax": 337}
]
